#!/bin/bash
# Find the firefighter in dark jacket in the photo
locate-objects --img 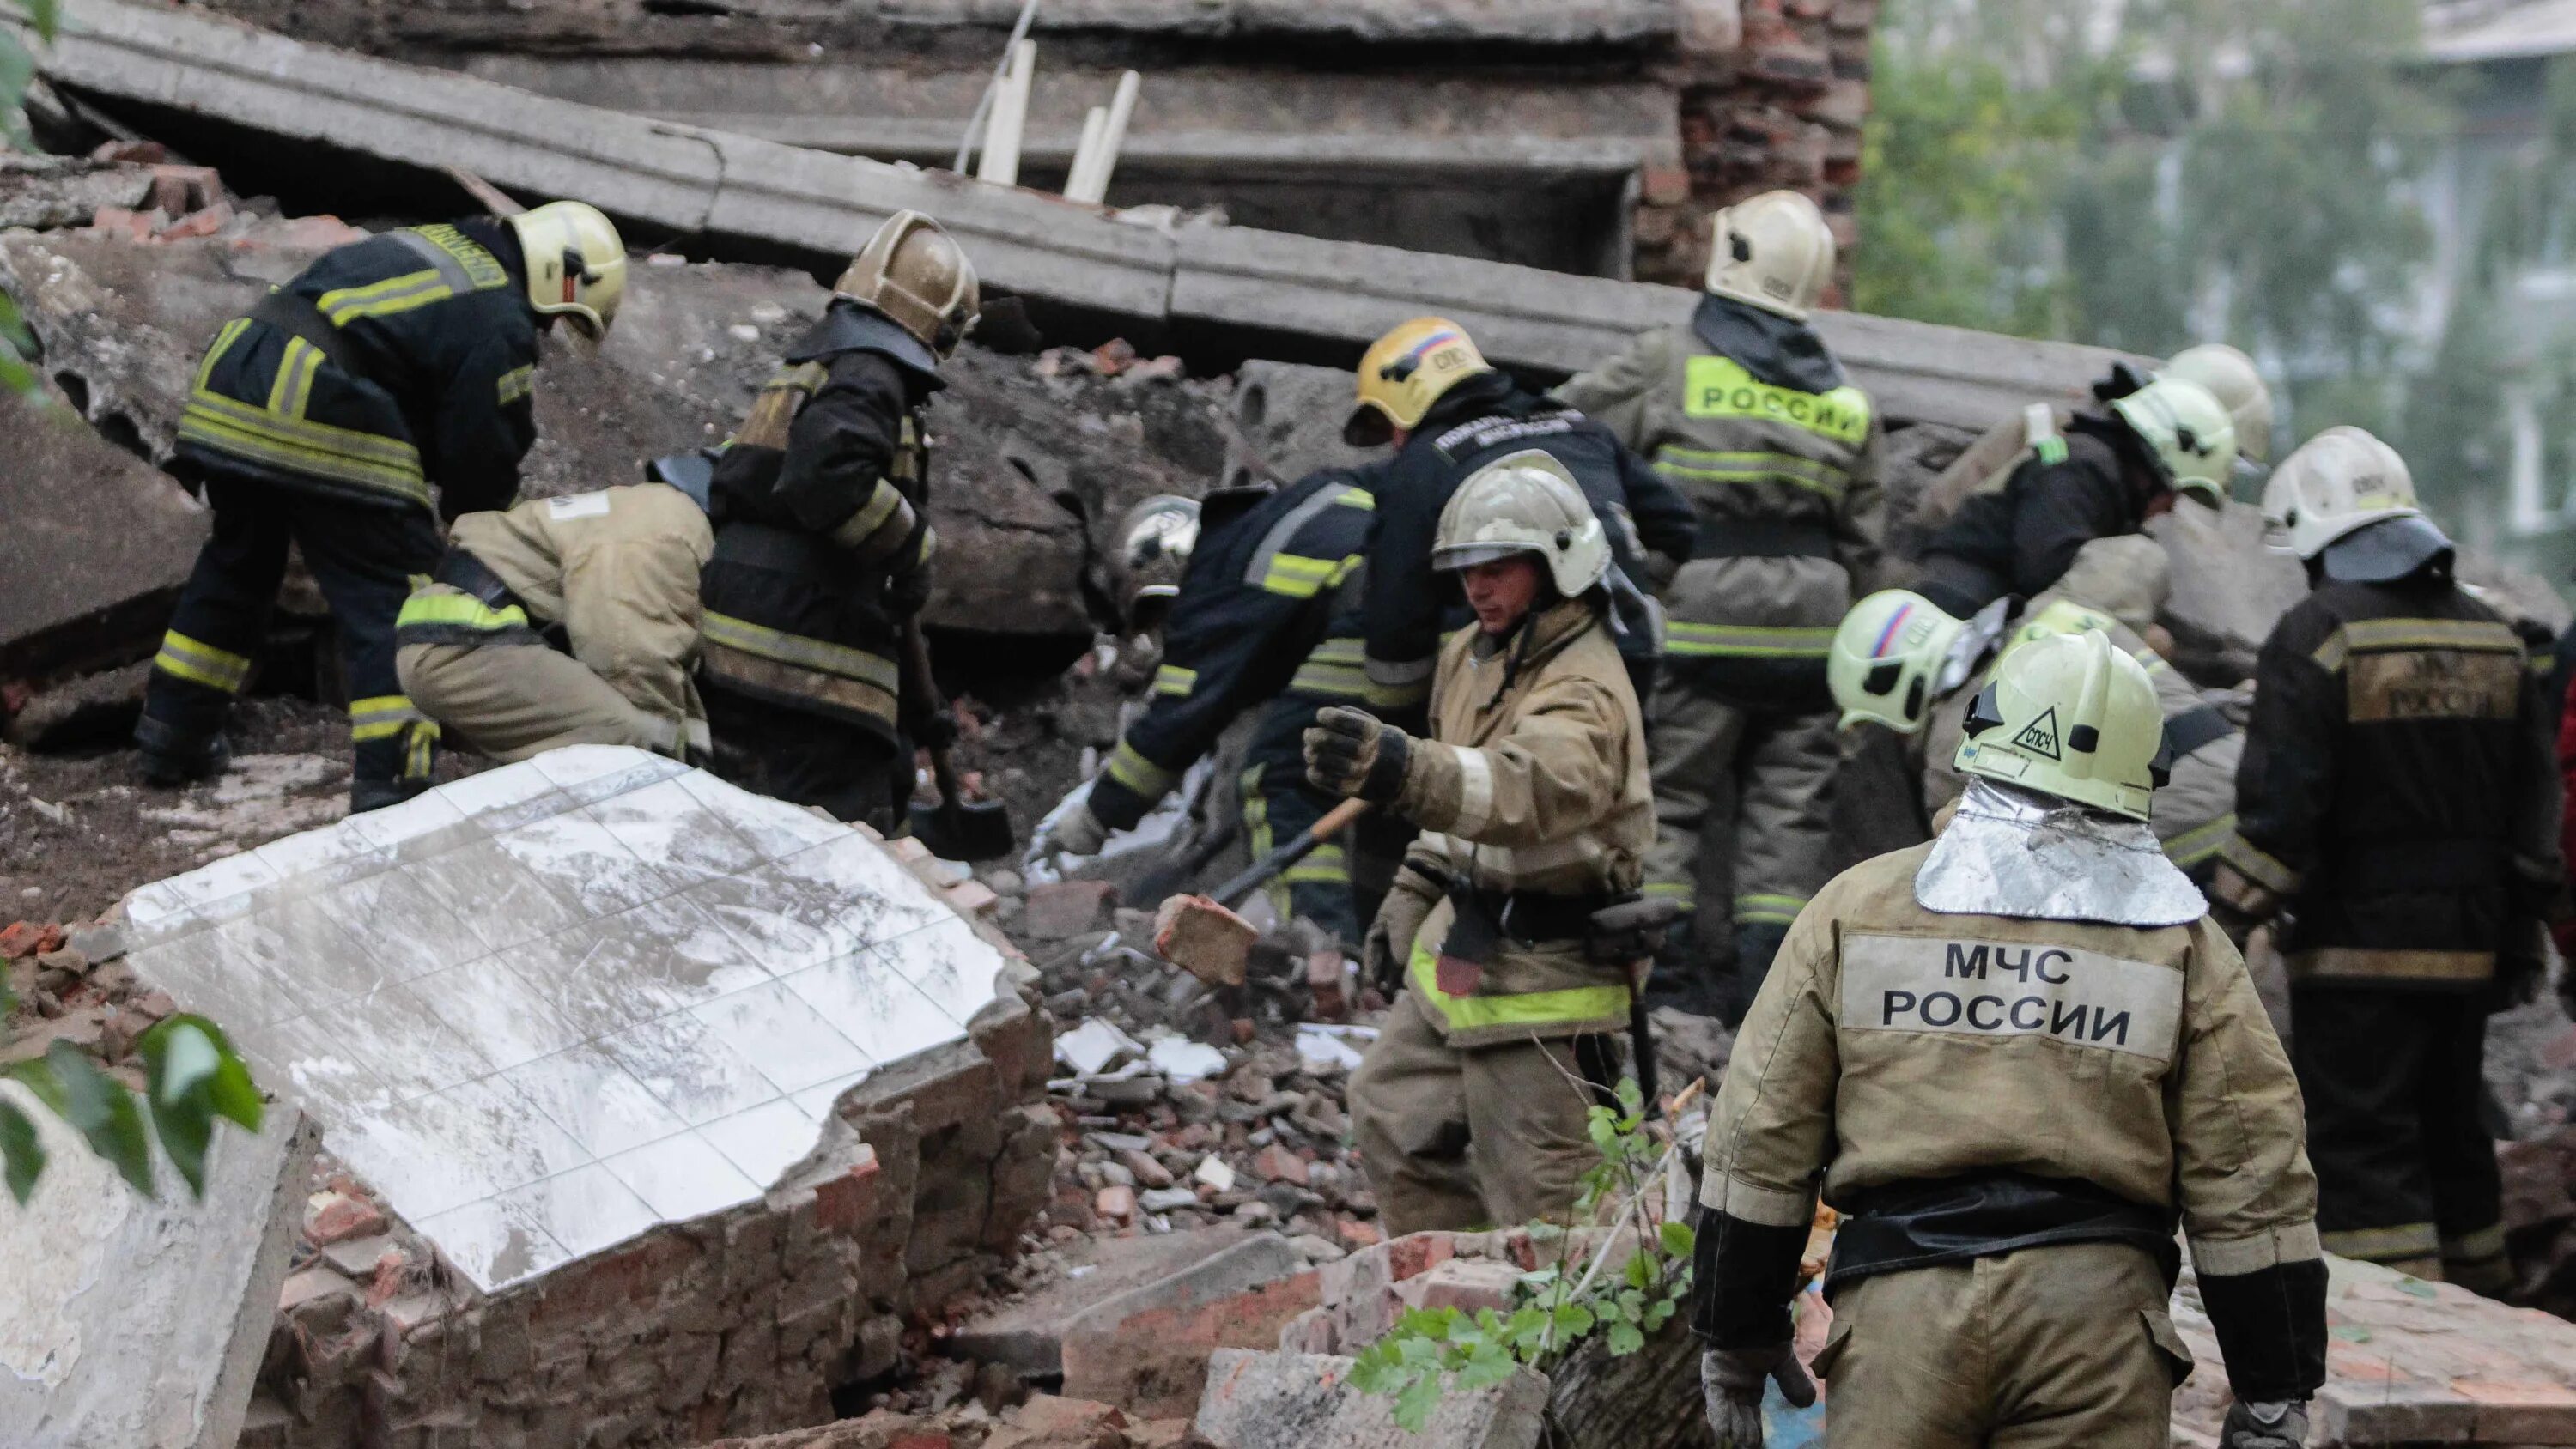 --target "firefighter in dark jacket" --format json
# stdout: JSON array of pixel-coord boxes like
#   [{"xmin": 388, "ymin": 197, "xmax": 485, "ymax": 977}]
[
  {"xmin": 697, "ymin": 210, "xmax": 978, "ymax": 830},
  {"xmin": 1915, "ymin": 376, "xmax": 2238, "ymax": 621},
  {"xmin": 137, "ymin": 202, "xmax": 626, "ymax": 812},
  {"xmin": 1342, "ymin": 318, "xmax": 1695, "ymax": 731},
  {"xmin": 2211, "ymin": 427, "xmax": 2563, "ymax": 1294},
  {"xmin": 1554, "ymin": 190, "xmax": 1885, "ymax": 1022},
  {"xmin": 1039, "ymin": 477, "xmax": 1386, "ymax": 944},
  {"xmin": 1700, "ymin": 629, "xmax": 2325, "ymax": 1449}
]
